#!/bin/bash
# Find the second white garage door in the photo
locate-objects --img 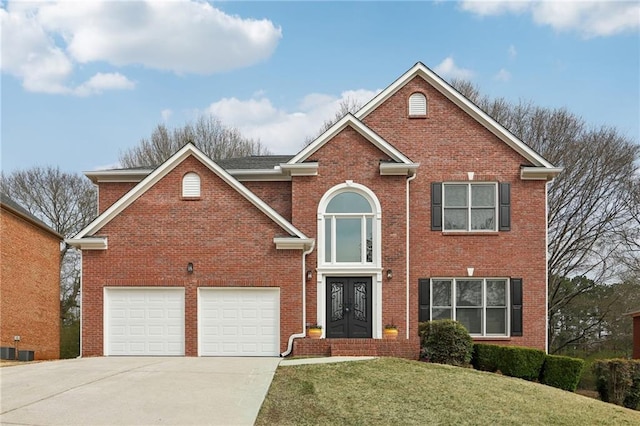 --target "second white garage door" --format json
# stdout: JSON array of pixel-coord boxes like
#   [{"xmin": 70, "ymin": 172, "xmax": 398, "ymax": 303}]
[{"xmin": 198, "ymin": 288, "xmax": 280, "ymax": 356}]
